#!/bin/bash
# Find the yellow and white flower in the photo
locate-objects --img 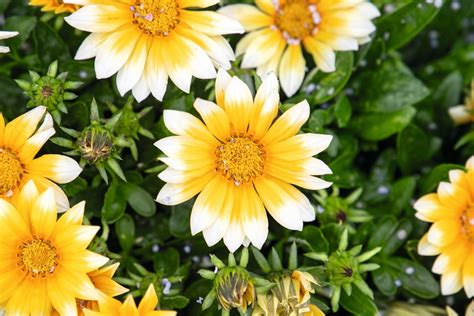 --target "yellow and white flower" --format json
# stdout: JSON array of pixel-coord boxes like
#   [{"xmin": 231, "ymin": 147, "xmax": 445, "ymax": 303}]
[
  {"xmin": 0, "ymin": 31, "xmax": 18, "ymax": 54},
  {"xmin": 0, "ymin": 106, "xmax": 82, "ymax": 211},
  {"xmin": 64, "ymin": 0, "xmax": 243, "ymax": 102},
  {"xmin": 84, "ymin": 284, "xmax": 176, "ymax": 316},
  {"xmin": 29, "ymin": 0, "xmax": 79, "ymax": 14},
  {"xmin": 155, "ymin": 70, "xmax": 332, "ymax": 252},
  {"xmin": 220, "ymin": 0, "xmax": 380, "ymax": 96},
  {"xmin": 415, "ymin": 157, "xmax": 474, "ymax": 297},
  {"xmin": 449, "ymin": 81, "xmax": 474, "ymax": 125},
  {"xmin": 0, "ymin": 181, "xmax": 109, "ymax": 315}
]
